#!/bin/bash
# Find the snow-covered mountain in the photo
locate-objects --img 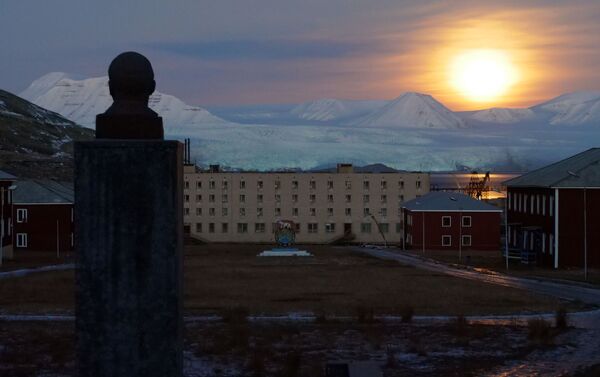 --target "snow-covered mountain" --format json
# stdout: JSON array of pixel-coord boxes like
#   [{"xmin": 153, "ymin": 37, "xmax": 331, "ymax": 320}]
[
  {"xmin": 466, "ymin": 108, "xmax": 536, "ymax": 124},
  {"xmin": 20, "ymin": 72, "xmax": 227, "ymax": 133},
  {"xmin": 532, "ymin": 91, "xmax": 600, "ymax": 126},
  {"xmin": 290, "ymin": 98, "xmax": 385, "ymax": 122},
  {"xmin": 353, "ymin": 92, "xmax": 467, "ymax": 129}
]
